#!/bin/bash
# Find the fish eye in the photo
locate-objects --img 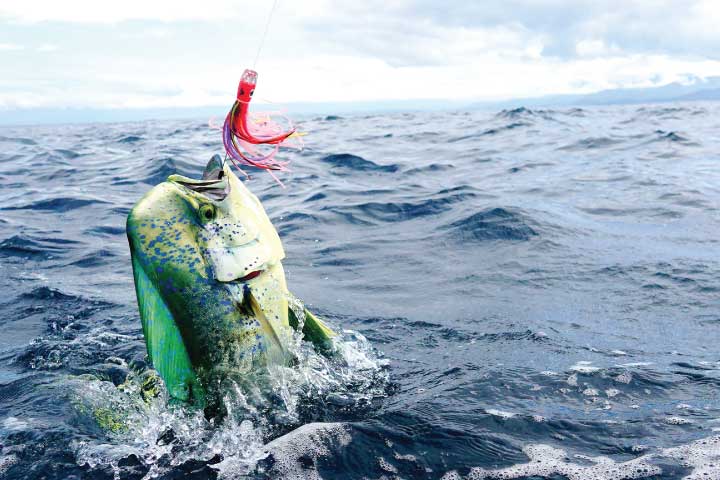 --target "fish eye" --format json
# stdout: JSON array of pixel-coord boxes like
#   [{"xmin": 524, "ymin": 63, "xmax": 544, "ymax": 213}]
[{"xmin": 199, "ymin": 204, "xmax": 215, "ymax": 221}]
